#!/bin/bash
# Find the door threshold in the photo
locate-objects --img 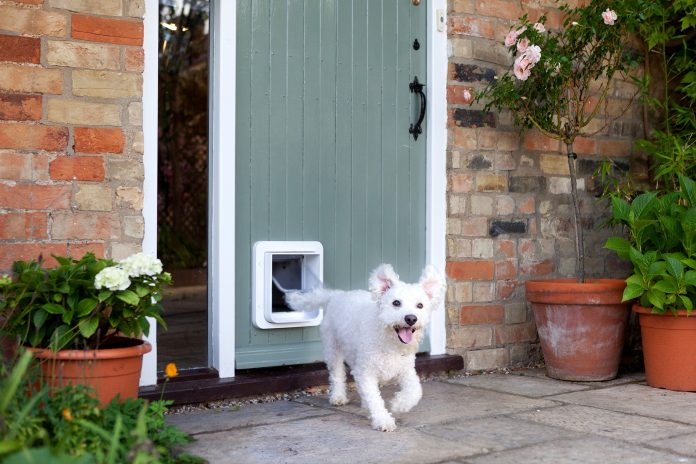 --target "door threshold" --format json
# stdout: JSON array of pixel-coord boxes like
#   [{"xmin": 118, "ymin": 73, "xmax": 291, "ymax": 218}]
[{"xmin": 139, "ymin": 354, "xmax": 464, "ymax": 405}]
